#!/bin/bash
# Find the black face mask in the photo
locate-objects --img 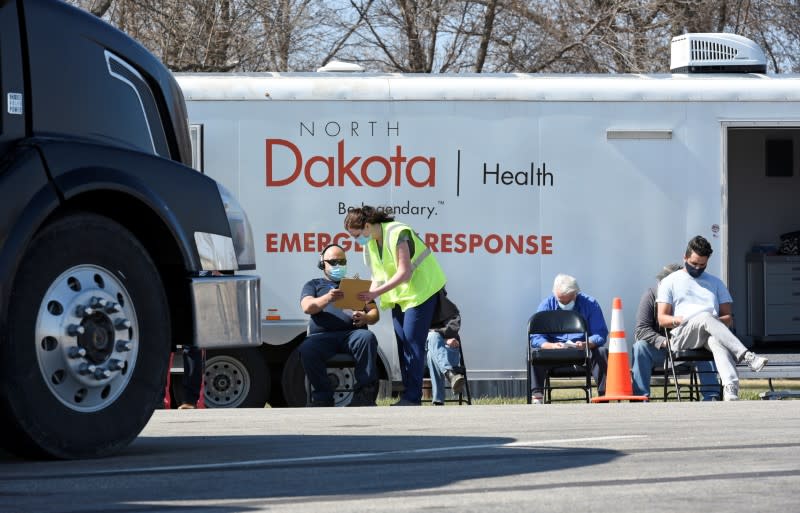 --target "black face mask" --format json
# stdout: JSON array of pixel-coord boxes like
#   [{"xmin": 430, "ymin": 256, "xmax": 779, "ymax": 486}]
[{"xmin": 685, "ymin": 262, "xmax": 704, "ymax": 278}]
